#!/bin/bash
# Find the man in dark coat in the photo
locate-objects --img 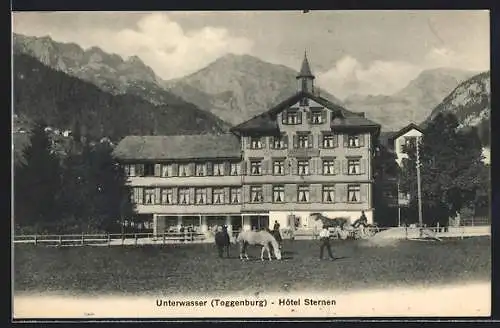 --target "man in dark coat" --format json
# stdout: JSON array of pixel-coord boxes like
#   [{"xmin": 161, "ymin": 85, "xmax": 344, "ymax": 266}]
[
  {"xmin": 272, "ymin": 220, "xmax": 283, "ymax": 249},
  {"xmin": 215, "ymin": 225, "xmax": 230, "ymax": 258}
]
